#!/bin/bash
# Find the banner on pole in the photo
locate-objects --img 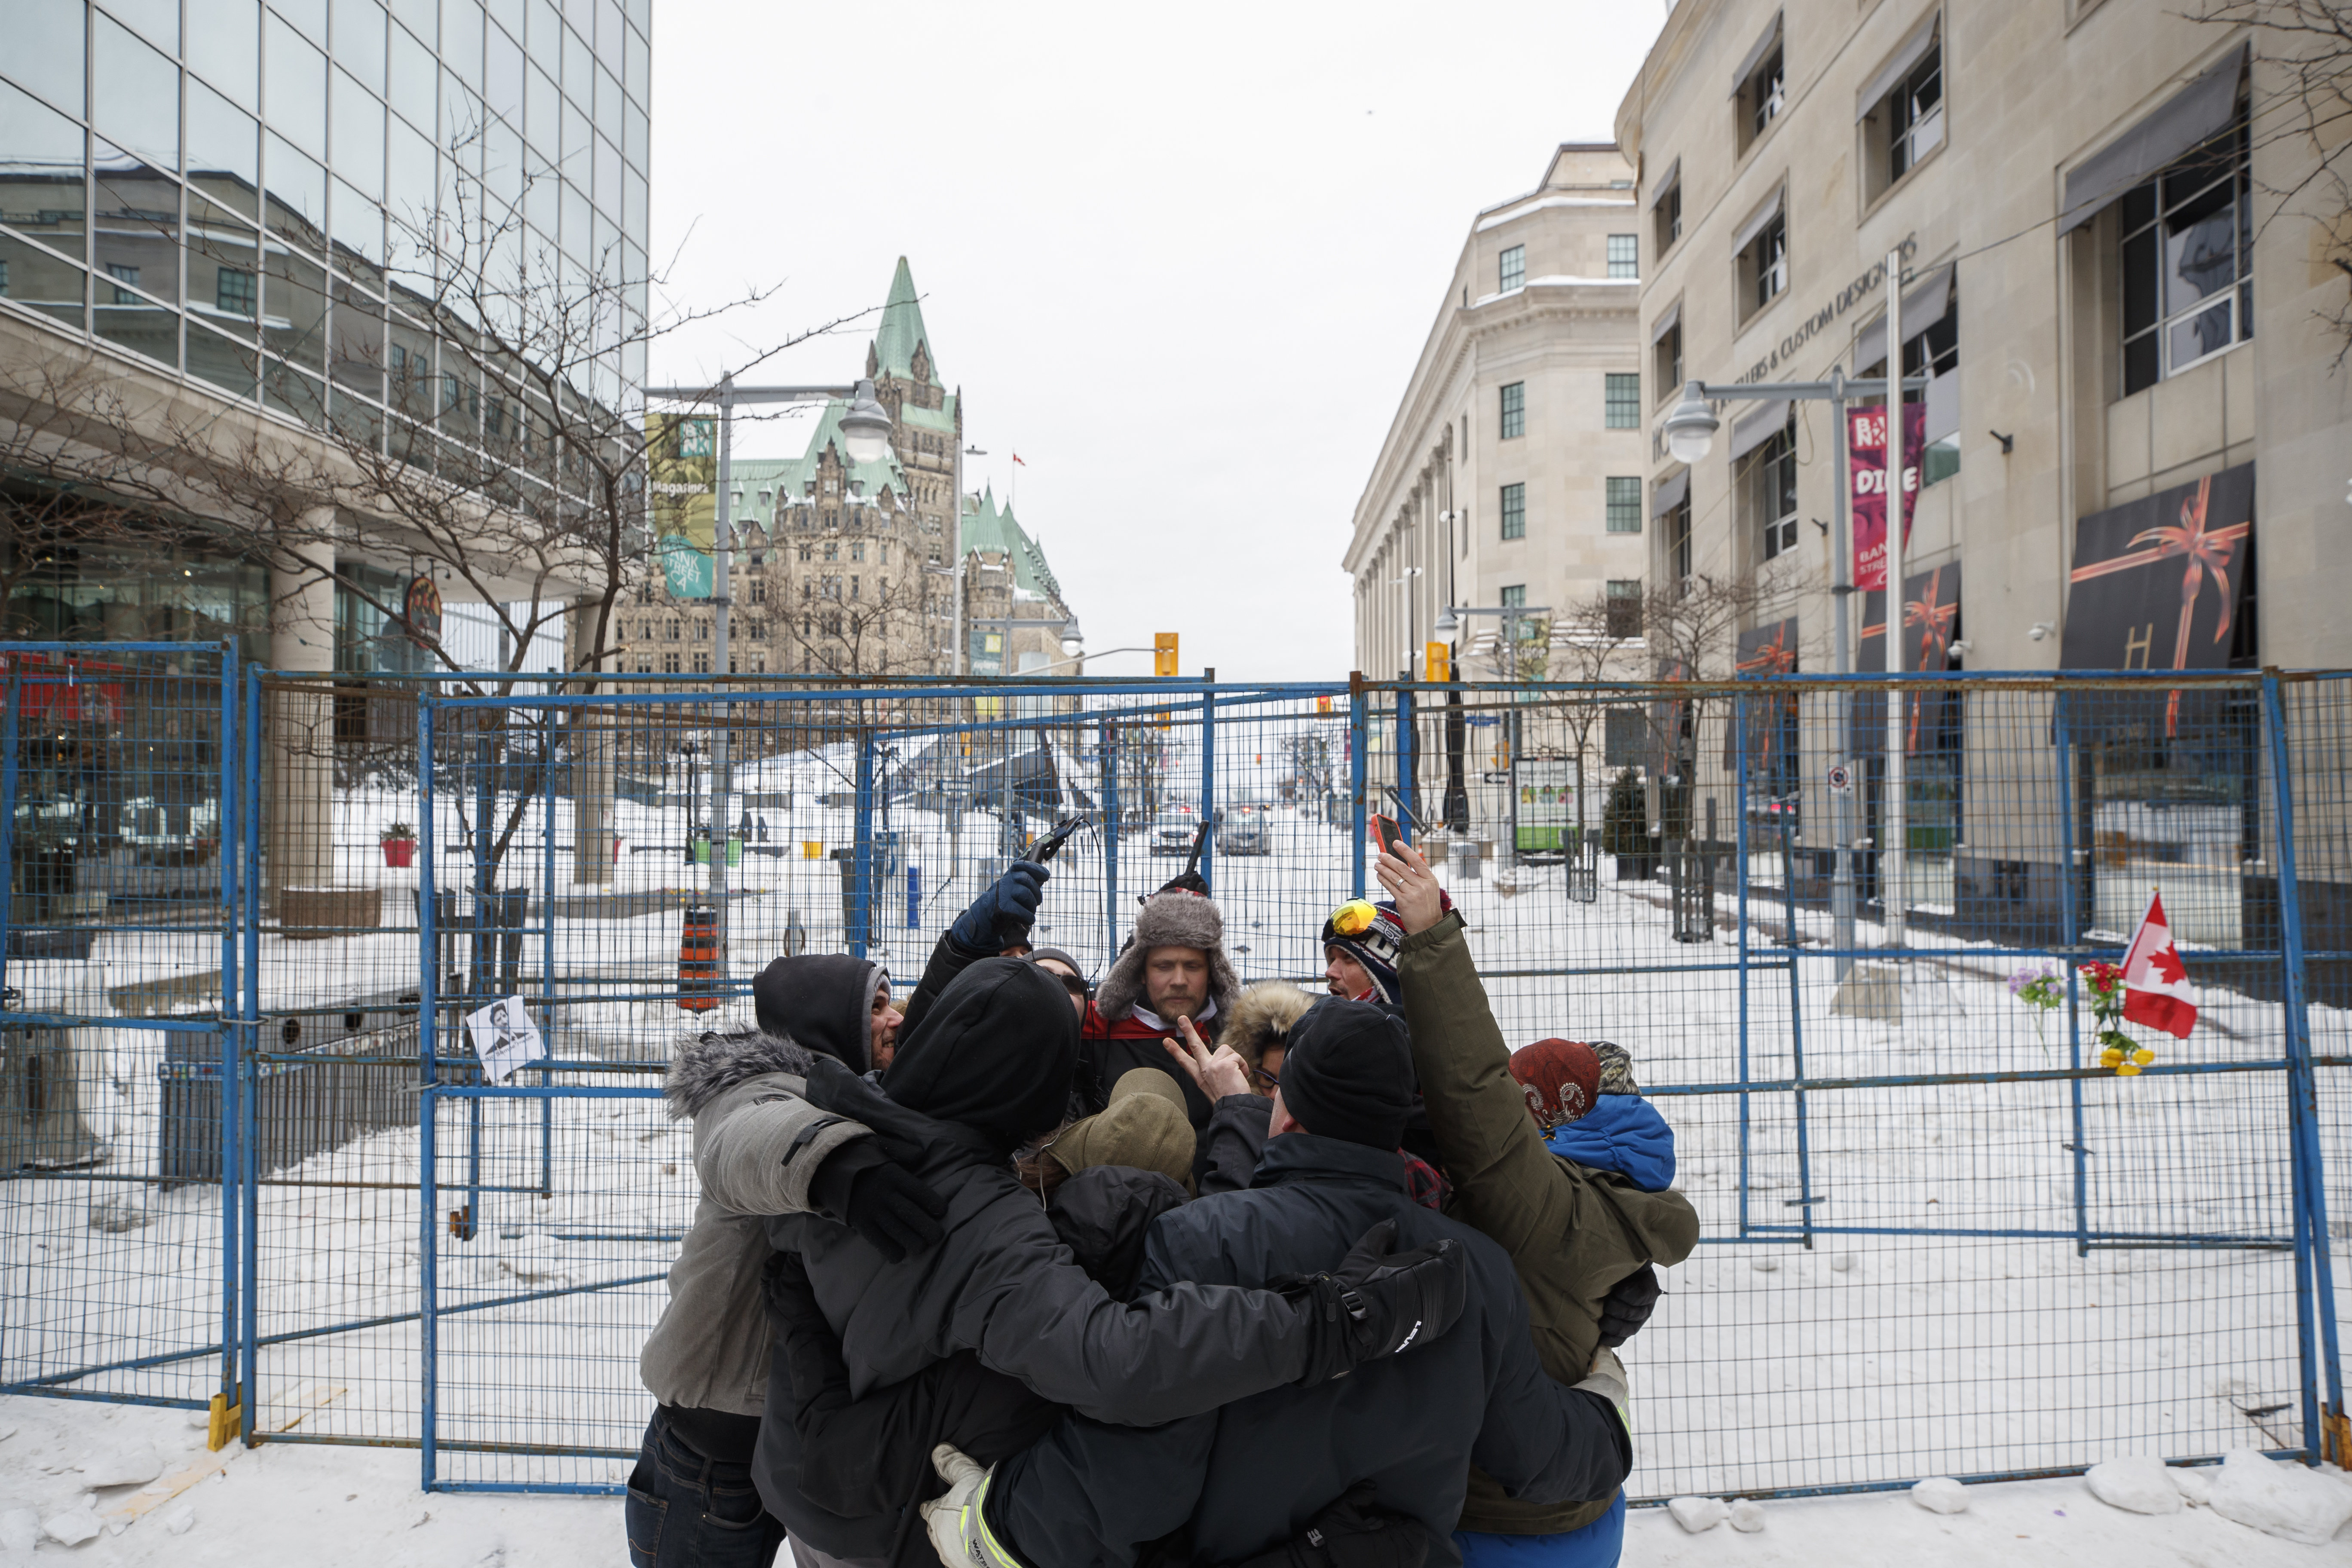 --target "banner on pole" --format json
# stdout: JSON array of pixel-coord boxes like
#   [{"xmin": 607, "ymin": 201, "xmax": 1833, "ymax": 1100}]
[
  {"xmin": 647, "ymin": 413, "xmax": 717, "ymax": 600},
  {"xmin": 1849, "ymin": 403, "xmax": 1926, "ymax": 593}
]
